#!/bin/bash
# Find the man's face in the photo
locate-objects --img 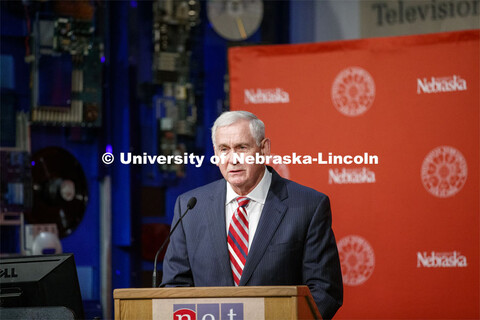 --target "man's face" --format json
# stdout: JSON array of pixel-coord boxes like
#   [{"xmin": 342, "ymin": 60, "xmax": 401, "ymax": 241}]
[{"xmin": 214, "ymin": 119, "xmax": 270, "ymax": 195}]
